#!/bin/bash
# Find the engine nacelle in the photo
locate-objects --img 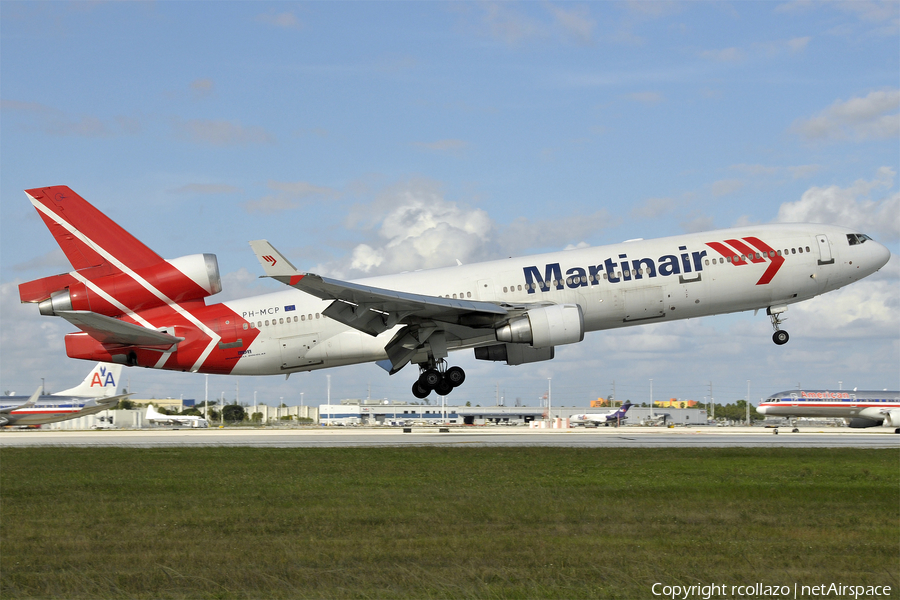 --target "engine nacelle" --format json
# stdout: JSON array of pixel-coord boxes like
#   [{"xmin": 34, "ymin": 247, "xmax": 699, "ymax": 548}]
[
  {"xmin": 882, "ymin": 409, "xmax": 900, "ymax": 427},
  {"xmin": 34, "ymin": 254, "xmax": 222, "ymax": 317},
  {"xmin": 495, "ymin": 304, "xmax": 584, "ymax": 348},
  {"xmin": 847, "ymin": 417, "xmax": 880, "ymax": 429},
  {"xmin": 474, "ymin": 343, "xmax": 554, "ymax": 365}
]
